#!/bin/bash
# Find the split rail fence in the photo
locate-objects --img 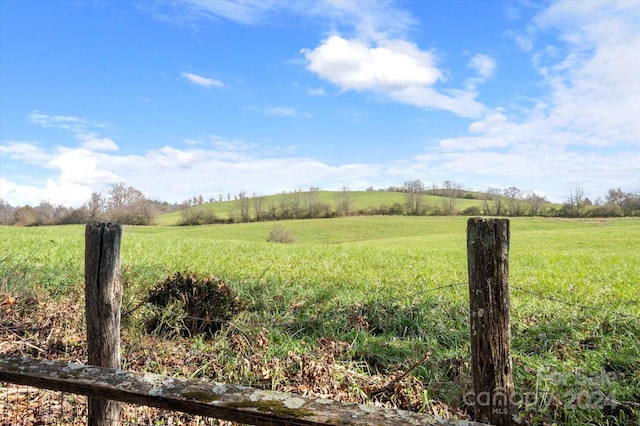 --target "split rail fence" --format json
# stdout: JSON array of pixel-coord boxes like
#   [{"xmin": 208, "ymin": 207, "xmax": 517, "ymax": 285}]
[{"xmin": 1, "ymin": 219, "xmax": 511, "ymax": 425}]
